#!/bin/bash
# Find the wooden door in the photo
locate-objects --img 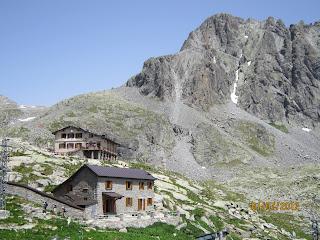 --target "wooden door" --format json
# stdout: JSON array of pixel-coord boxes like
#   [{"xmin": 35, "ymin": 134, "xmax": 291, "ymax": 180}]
[
  {"xmin": 103, "ymin": 196, "xmax": 116, "ymax": 214},
  {"xmin": 143, "ymin": 199, "xmax": 146, "ymax": 210}
]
